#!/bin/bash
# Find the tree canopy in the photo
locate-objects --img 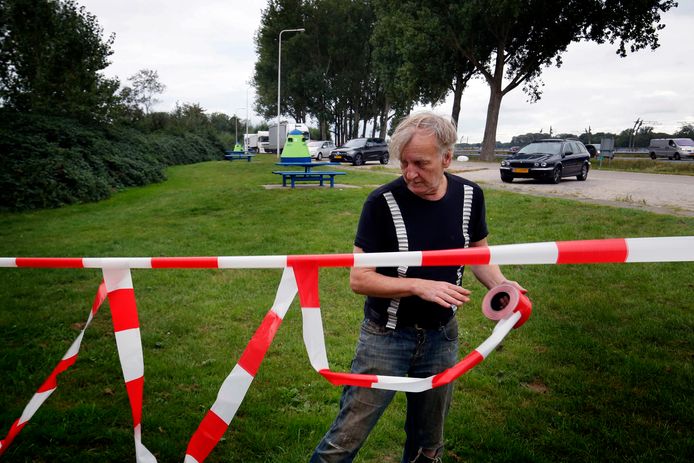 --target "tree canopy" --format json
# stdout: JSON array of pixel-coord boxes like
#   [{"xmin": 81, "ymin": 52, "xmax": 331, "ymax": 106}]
[
  {"xmin": 0, "ymin": 0, "xmax": 118, "ymax": 121},
  {"xmin": 374, "ymin": 0, "xmax": 677, "ymax": 159},
  {"xmin": 253, "ymin": 0, "xmax": 677, "ymax": 150}
]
